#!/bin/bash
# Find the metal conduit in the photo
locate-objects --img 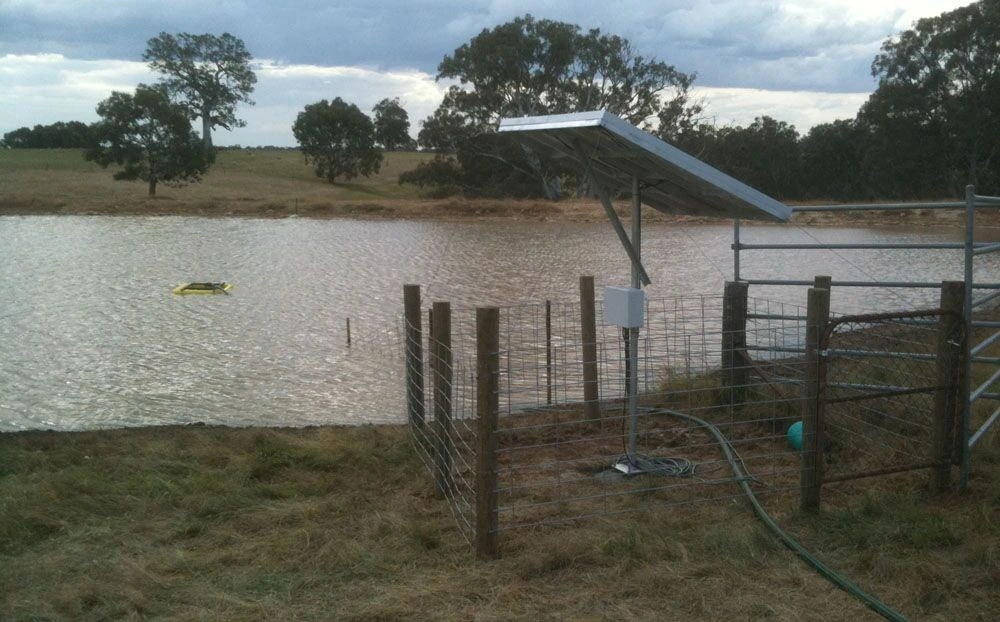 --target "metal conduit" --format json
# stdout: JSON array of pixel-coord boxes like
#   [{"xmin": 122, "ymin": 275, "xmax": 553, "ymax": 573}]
[
  {"xmin": 736, "ymin": 242, "xmax": 968, "ymax": 250},
  {"xmin": 743, "ymin": 279, "xmax": 1000, "ymax": 289}
]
